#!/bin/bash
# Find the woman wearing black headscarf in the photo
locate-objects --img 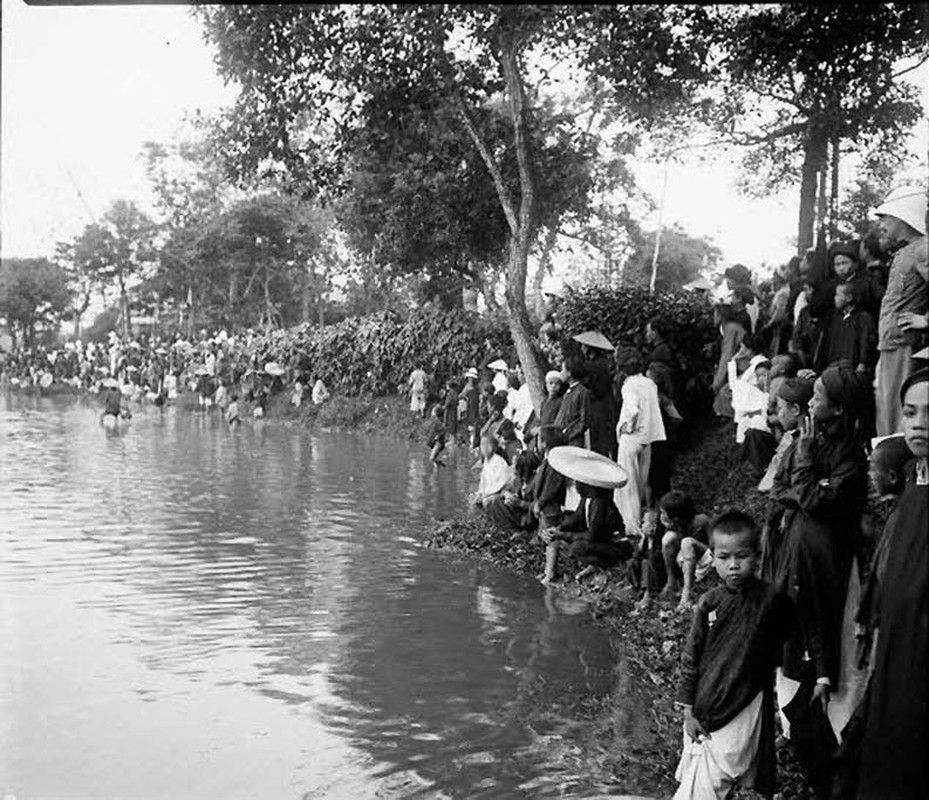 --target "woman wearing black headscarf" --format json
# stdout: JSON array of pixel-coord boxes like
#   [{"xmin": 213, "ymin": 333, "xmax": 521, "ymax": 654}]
[
  {"xmin": 768, "ymin": 363, "xmax": 869, "ymax": 797},
  {"xmin": 857, "ymin": 369, "xmax": 928, "ymax": 800}
]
